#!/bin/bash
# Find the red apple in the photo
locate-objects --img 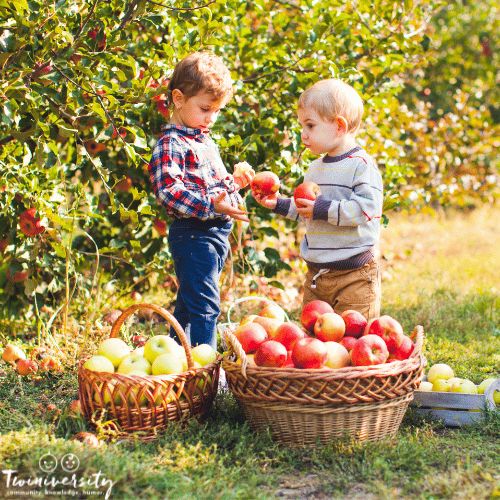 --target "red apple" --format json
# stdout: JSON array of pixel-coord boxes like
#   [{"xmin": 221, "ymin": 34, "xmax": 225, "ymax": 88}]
[
  {"xmin": 254, "ymin": 340, "xmax": 288, "ymax": 368},
  {"xmin": 88, "ymin": 28, "xmax": 106, "ymax": 48},
  {"xmin": 389, "ymin": 335, "xmax": 414, "ymax": 361},
  {"xmin": 72, "ymin": 432, "xmax": 101, "ymax": 448},
  {"xmin": 300, "ymin": 300, "xmax": 334, "ymax": 333},
  {"xmin": 40, "ymin": 356, "xmax": 62, "ymax": 372},
  {"xmin": 157, "ymin": 100, "xmax": 170, "ymax": 119},
  {"xmin": 70, "ymin": 399, "xmax": 83, "ymax": 416},
  {"xmin": 6, "ymin": 265, "xmax": 29, "ymax": 283},
  {"xmin": 273, "ymin": 322, "xmax": 307, "ymax": 351},
  {"xmin": 233, "ymin": 322, "xmax": 268, "ymax": 353},
  {"xmin": 115, "ymin": 176, "xmax": 133, "ymax": 192},
  {"xmin": 153, "ymin": 217, "xmax": 168, "ymax": 235},
  {"xmin": 250, "ymin": 171, "xmax": 280, "ymax": 196},
  {"xmin": 0, "ymin": 237, "xmax": 9, "ymax": 255},
  {"xmin": 340, "ymin": 336, "xmax": 358, "ymax": 352},
  {"xmin": 19, "ymin": 208, "xmax": 45, "ymax": 236},
  {"xmin": 350, "ymin": 334, "xmax": 389, "ymax": 366},
  {"xmin": 292, "ymin": 337, "xmax": 328, "ymax": 369},
  {"xmin": 252, "ymin": 316, "xmax": 281, "ymax": 338},
  {"xmin": 84, "ymin": 139, "xmax": 106, "ymax": 157},
  {"xmin": 364, "ymin": 315, "xmax": 404, "ymax": 353},
  {"xmin": 314, "ymin": 312, "xmax": 345, "ymax": 342},
  {"xmin": 340, "ymin": 309, "xmax": 368, "ymax": 338},
  {"xmin": 16, "ymin": 359, "xmax": 38, "ymax": 376},
  {"xmin": 283, "ymin": 350, "xmax": 294, "ymax": 368},
  {"xmin": 293, "ymin": 182, "xmax": 321, "ymax": 208}
]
